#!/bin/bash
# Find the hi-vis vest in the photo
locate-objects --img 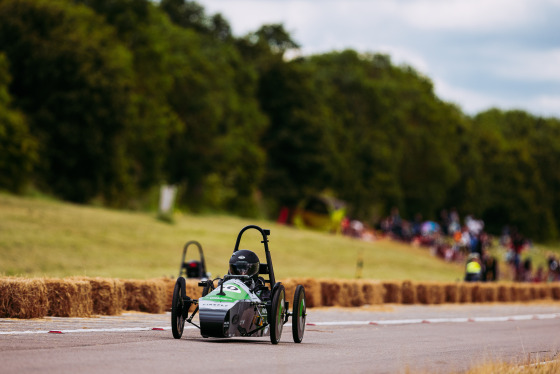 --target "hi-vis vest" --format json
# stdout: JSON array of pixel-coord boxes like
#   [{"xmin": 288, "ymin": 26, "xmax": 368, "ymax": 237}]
[{"xmin": 466, "ymin": 260, "xmax": 482, "ymax": 274}]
